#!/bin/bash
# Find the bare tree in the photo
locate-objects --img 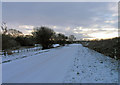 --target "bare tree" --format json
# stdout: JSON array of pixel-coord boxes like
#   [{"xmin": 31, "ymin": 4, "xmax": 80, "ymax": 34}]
[
  {"xmin": 69, "ymin": 35, "xmax": 76, "ymax": 42},
  {"xmin": 32, "ymin": 26, "xmax": 55, "ymax": 49},
  {"xmin": 1, "ymin": 22, "xmax": 7, "ymax": 34},
  {"xmin": 7, "ymin": 29, "xmax": 23, "ymax": 37},
  {"xmin": 57, "ymin": 33, "xmax": 68, "ymax": 46}
]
